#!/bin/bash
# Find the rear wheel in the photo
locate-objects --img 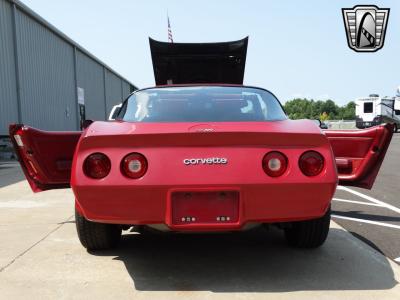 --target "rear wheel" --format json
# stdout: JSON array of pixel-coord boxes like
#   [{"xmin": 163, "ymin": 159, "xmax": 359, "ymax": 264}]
[
  {"xmin": 75, "ymin": 208, "xmax": 121, "ymax": 251},
  {"xmin": 284, "ymin": 207, "xmax": 330, "ymax": 248},
  {"xmin": 393, "ymin": 123, "xmax": 398, "ymax": 133}
]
